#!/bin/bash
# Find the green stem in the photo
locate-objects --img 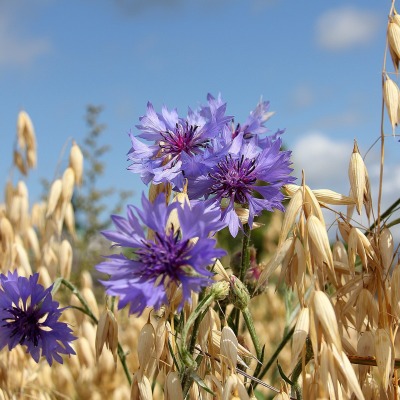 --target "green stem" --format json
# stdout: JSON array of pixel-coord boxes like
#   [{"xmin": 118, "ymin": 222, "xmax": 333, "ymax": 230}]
[
  {"xmin": 367, "ymin": 197, "xmax": 400, "ymax": 232},
  {"xmin": 180, "ymin": 293, "xmax": 216, "ymax": 394},
  {"xmin": 60, "ymin": 279, "xmax": 132, "ymax": 386},
  {"xmin": 242, "ymin": 307, "xmax": 263, "ymax": 392},
  {"xmin": 188, "ymin": 291, "xmax": 205, "ymax": 355},
  {"xmin": 253, "ymin": 325, "xmax": 295, "ymax": 391},
  {"xmin": 231, "ymin": 224, "xmax": 251, "ymax": 336},
  {"xmin": 290, "ymin": 338, "xmax": 313, "ymax": 400}
]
